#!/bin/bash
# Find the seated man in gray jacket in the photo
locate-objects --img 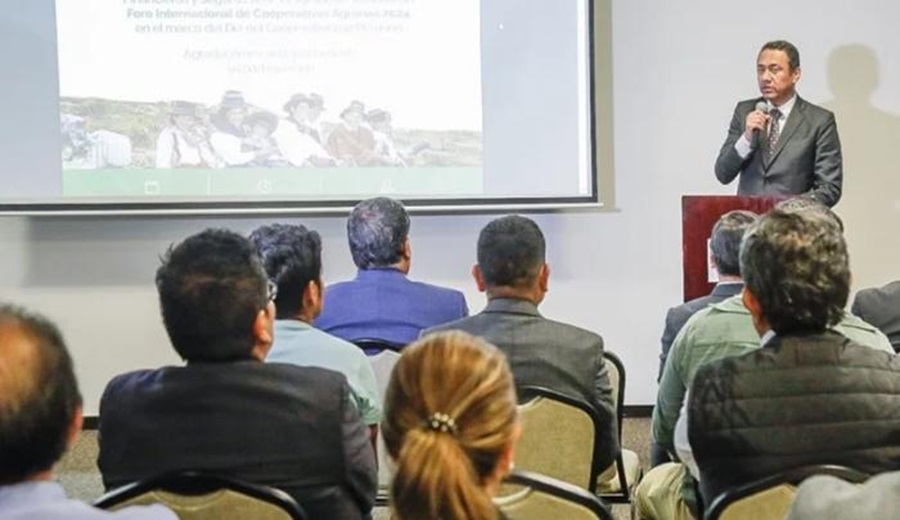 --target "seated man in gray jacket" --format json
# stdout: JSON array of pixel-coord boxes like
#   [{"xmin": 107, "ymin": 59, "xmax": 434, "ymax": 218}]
[
  {"xmin": 424, "ymin": 215, "xmax": 619, "ymax": 474},
  {"xmin": 687, "ymin": 209, "xmax": 900, "ymax": 506}
]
